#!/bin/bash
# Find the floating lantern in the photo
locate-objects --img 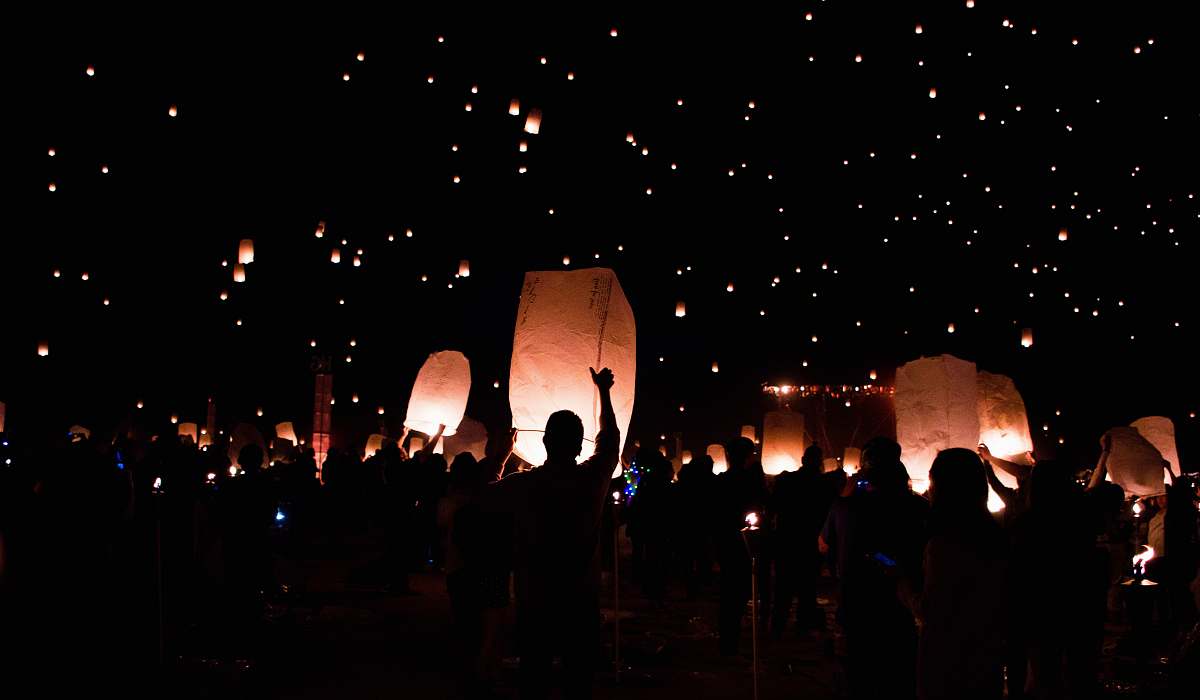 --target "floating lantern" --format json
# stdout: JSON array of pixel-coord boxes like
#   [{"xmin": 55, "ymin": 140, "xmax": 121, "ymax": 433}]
[
  {"xmin": 842, "ymin": 447, "xmax": 862, "ymax": 473},
  {"xmin": 895, "ymin": 354, "xmax": 980, "ymax": 488},
  {"xmin": 238, "ymin": 239, "xmax": 254, "ymax": 264},
  {"xmin": 365, "ymin": 434, "xmax": 389, "ymax": 457},
  {"xmin": 976, "ymin": 371, "xmax": 1034, "ymax": 488},
  {"xmin": 509, "ymin": 268, "xmax": 636, "ymax": 466},
  {"xmin": 408, "ymin": 436, "xmax": 425, "ymax": 453},
  {"xmin": 404, "ymin": 351, "xmax": 471, "ymax": 436},
  {"xmin": 741, "ymin": 424, "xmax": 757, "ymax": 443},
  {"xmin": 1058, "ymin": 228, "xmax": 1069, "ymax": 241},
  {"xmin": 0, "ymin": 401, "xmax": 5, "ymax": 433},
  {"xmin": 233, "ymin": 263, "xmax": 246, "ymax": 283},
  {"xmin": 1105, "ymin": 426, "xmax": 1167, "ymax": 496},
  {"xmin": 524, "ymin": 109, "xmax": 542, "ymax": 135},
  {"xmin": 762, "ymin": 411, "xmax": 806, "ymax": 475},
  {"xmin": 869, "ymin": 369, "xmax": 878, "ymax": 381},
  {"xmin": 1131, "ymin": 416, "xmax": 1179, "ymax": 478},
  {"xmin": 37, "ymin": 342, "xmax": 49, "ymax": 357},
  {"xmin": 271, "ymin": 422, "xmax": 297, "ymax": 447},
  {"xmin": 509, "ymin": 98, "xmax": 520, "ymax": 116},
  {"xmin": 315, "ymin": 221, "xmax": 326, "ymax": 237},
  {"xmin": 519, "ymin": 140, "xmax": 528, "ymax": 153},
  {"xmin": 823, "ymin": 458, "xmax": 840, "ymax": 473},
  {"xmin": 458, "ymin": 260, "xmax": 471, "ymax": 277},
  {"xmin": 1020, "ymin": 328, "xmax": 1033, "ymax": 348},
  {"xmin": 947, "ymin": 322, "xmax": 956, "ymax": 333},
  {"xmin": 708, "ymin": 444, "xmax": 728, "ymax": 474},
  {"xmin": 331, "ymin": 248, "xmax": 341, "ymax": 264},
  {"xmin": 177, "ymin": 422, "xmax": 198, "ymax": 445},
  {"xmin": 168, "ymin": 105, "xmax": 178, "ymax": 117},
  {"xmin": 711, "ymin": 361, "xmax": 720, "ymax": 373},
  {"xmin": 675, "ymin": 300, "xmax": 686, "ymax": 317}
]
